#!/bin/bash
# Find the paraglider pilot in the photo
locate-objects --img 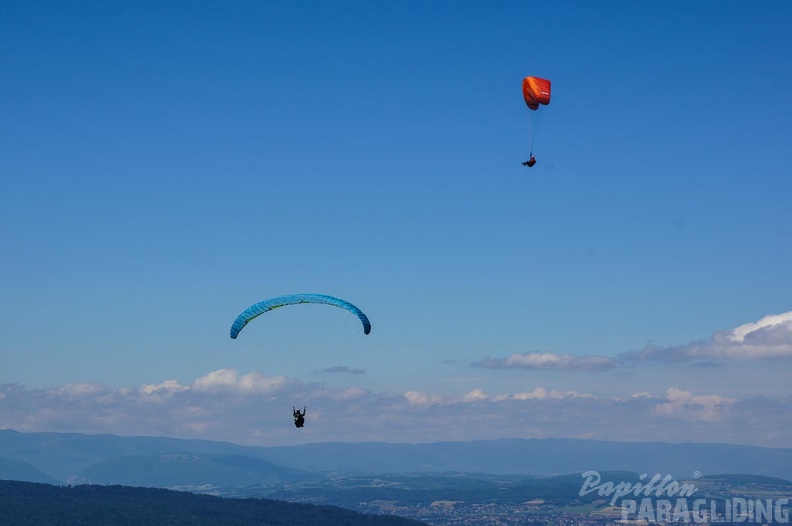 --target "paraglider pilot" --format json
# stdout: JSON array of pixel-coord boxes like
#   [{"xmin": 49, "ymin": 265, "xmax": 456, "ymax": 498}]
[
  {"xmin": 293, "ymin": 406, "xmax": 306, "ymax": 428},
  {"xmin": 521, "ymin": 76, "xmax": 550, "ymax": 169}
]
